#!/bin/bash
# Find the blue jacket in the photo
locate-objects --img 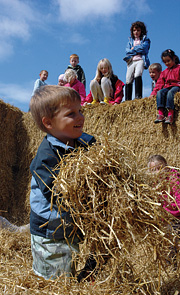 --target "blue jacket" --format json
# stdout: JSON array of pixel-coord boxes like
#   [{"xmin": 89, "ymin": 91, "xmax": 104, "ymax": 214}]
[
  {"xmin": 123, "ymin": 35, "xmax": 150, "ymax": 69},
  {"xmin": 30, "ymin": 132, "xmax": 96, "ymax": 239}
]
